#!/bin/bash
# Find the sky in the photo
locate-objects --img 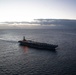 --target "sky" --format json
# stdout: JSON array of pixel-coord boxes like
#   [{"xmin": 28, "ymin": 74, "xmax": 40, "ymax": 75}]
[{"xmin": 0, "ymin": 0, "xmax": 76, "ymax": 22}]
